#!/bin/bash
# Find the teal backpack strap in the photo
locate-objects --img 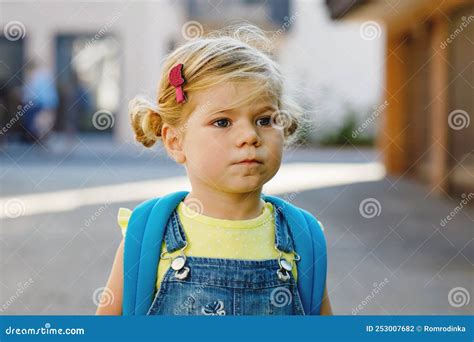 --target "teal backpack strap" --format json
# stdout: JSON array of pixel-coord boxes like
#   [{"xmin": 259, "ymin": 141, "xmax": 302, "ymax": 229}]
[
  {"xmin": 123, "ymin": 197, "xmax": 160, "ymax": 315},
  {"xmin": 300, "ymin": 209, "xmax": 327, "ymax": 315},
  {"xmin": 263, "ymin": 195, "xmax": 327, "ymax": 315},
  {"xmin": 123, "ymin": 191, "xmax": 189, "ymax": 315}
]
